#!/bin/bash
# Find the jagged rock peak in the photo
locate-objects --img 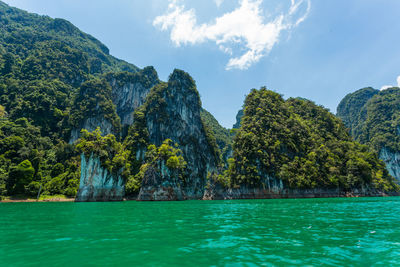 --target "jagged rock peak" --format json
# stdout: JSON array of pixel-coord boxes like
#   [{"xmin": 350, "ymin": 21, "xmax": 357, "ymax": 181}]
[
  {"xmin": 233, "ymin": 109, "xmax": 243, "ymax": 129},
  {"xmin": 167, "ymin": 69, "xmax": 201, "ymax": 103},
  {"xmin": 169, "ymin": 69, "xmax": 195, "ymax": 85},
  {"xmin": 141, "ymin": 66, "xmax": 159, "ymax": 82},
  {"xmin": 137, "ymin": 69, "xmax": 219, "ymax": 200}
]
